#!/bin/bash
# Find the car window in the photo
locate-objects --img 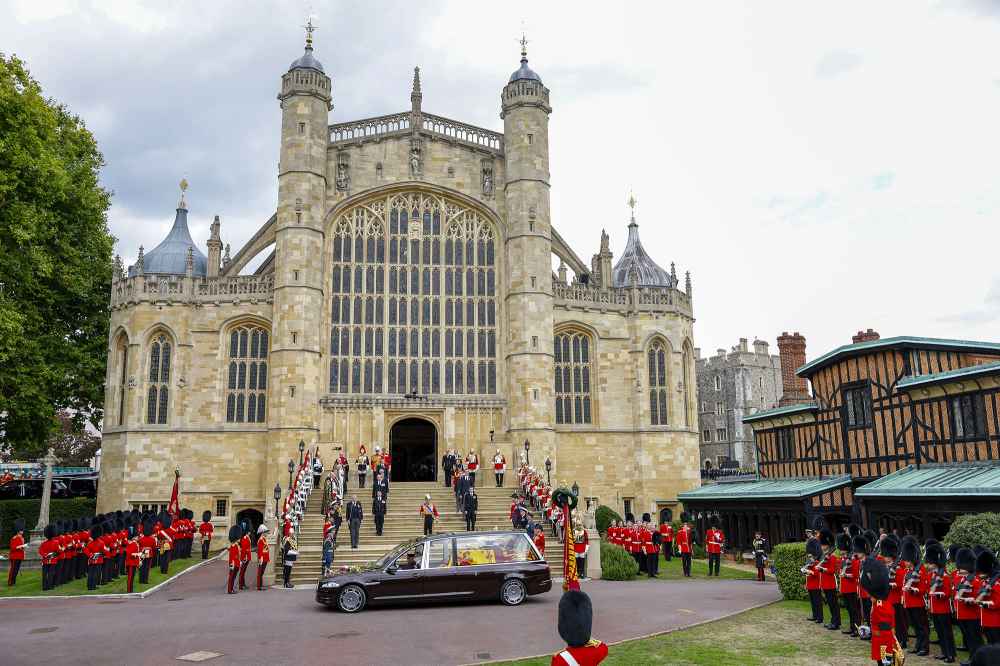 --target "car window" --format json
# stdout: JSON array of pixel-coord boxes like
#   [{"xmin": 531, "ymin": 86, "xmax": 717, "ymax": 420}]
[
  {"xmin": 455, "ymin": 534, "xmax": 540, "ymax": 565},
  {"xmin": 394, "ymin": 543, "xmax": 424, "ymax": 570},
  {"xmin": 427, "ymin": 539, "xmax": 453, "ymax": 568}
]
